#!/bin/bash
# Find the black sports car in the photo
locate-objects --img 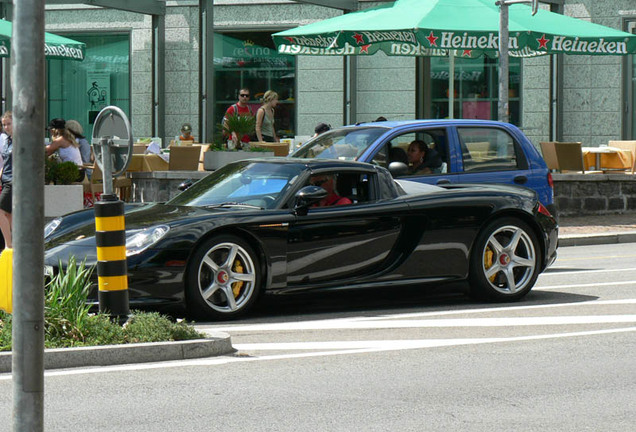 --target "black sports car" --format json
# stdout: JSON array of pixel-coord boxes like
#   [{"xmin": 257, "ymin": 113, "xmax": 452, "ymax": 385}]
[{"xmin": 44, "ymin": 158, "xmax": 558, "ymax": 320}]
